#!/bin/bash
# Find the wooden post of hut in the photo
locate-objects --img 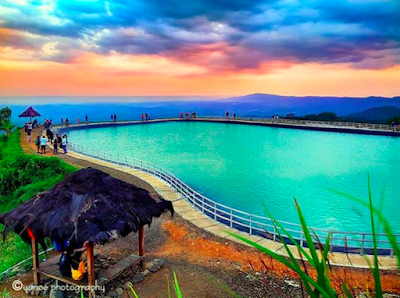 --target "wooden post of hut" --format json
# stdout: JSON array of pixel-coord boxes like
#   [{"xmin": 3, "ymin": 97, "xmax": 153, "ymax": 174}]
[
  {"xmin": 139, "ymin": 225, "xmax": 145, "ymax": 270},
  {"xmin": 86, "ymin": 242, "xmax": 95, "ymax": 298},
  {"xmin": 31, "ymin": 237, "xmax": 41, "ymax": 285}
]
